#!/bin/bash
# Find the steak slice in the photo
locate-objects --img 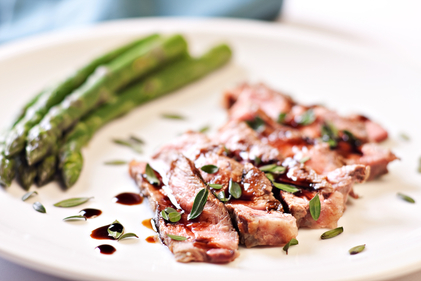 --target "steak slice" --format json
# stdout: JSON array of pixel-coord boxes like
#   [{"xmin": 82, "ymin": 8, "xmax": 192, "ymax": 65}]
[
  {"xmin": 129, "ymin": 155, "xmax": 239, "ymax": 263},
  {"xmin": 155, "ymin": 131, "xmax": 298, "ymax": 247},
  {"xmin": 226, "ymin": 100, "xmax": 396, "ymax": 180},
  {"xmin": 224, "ymin": 83, "xmax": 388, "ymax": 143},
  {"xmin": 215, "ymin": 122, "xmax": 369, "ymax": 229}
]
